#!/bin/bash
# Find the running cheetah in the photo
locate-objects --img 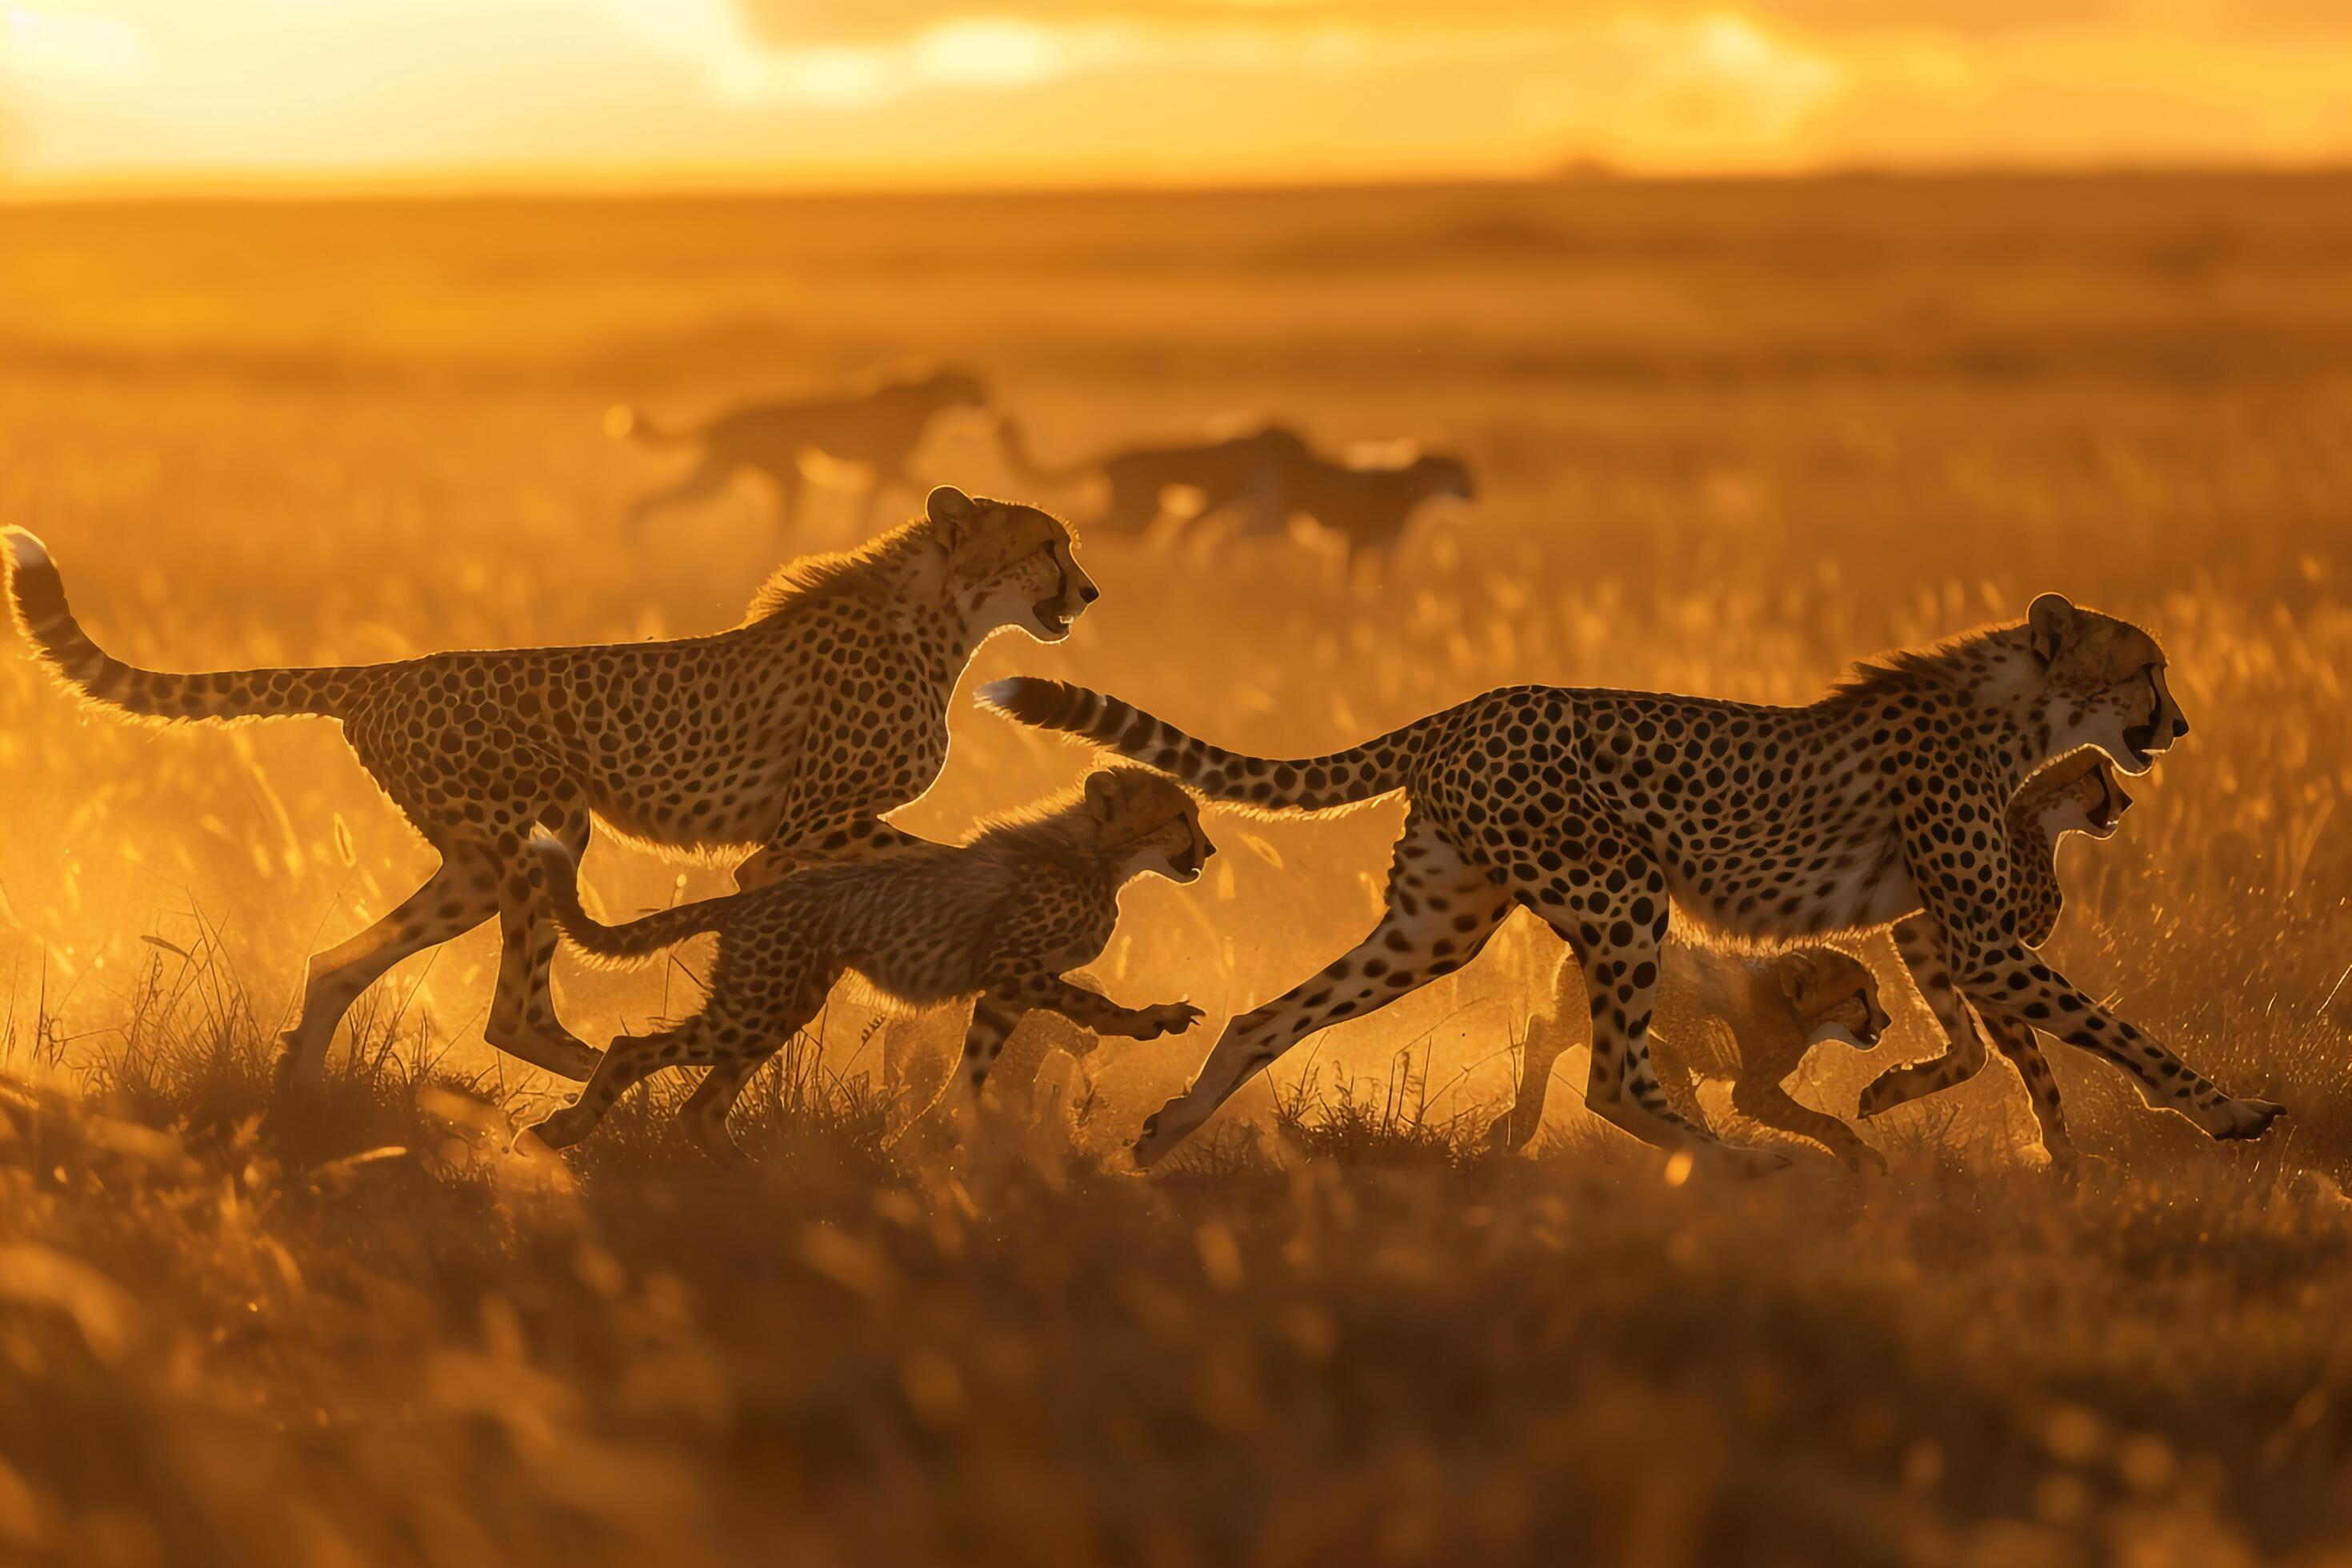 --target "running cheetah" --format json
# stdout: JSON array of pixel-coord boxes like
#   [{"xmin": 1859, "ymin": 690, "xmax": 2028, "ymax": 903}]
[
  {"xmin": 998, "ymin": 417, "xmax": 1474, "ymax": 562},
  {"xmin": 1492, "ymin": 944, "xmax": 1893, "ymax": 1171},
  {"xmin": 522, "ymin": 767, "xmax": 1213, "ymax": 1162},
  {"xmin": 985, "ymin": 593, "xmax": 2282, "ymax": 1171},
  {"xmin": 2, "ymin": 486, "xmax": 1092, "ymax": 1090},
  {"xmin": 611, "ymin": 367, "xmax": 986, "ymax": 533}
]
